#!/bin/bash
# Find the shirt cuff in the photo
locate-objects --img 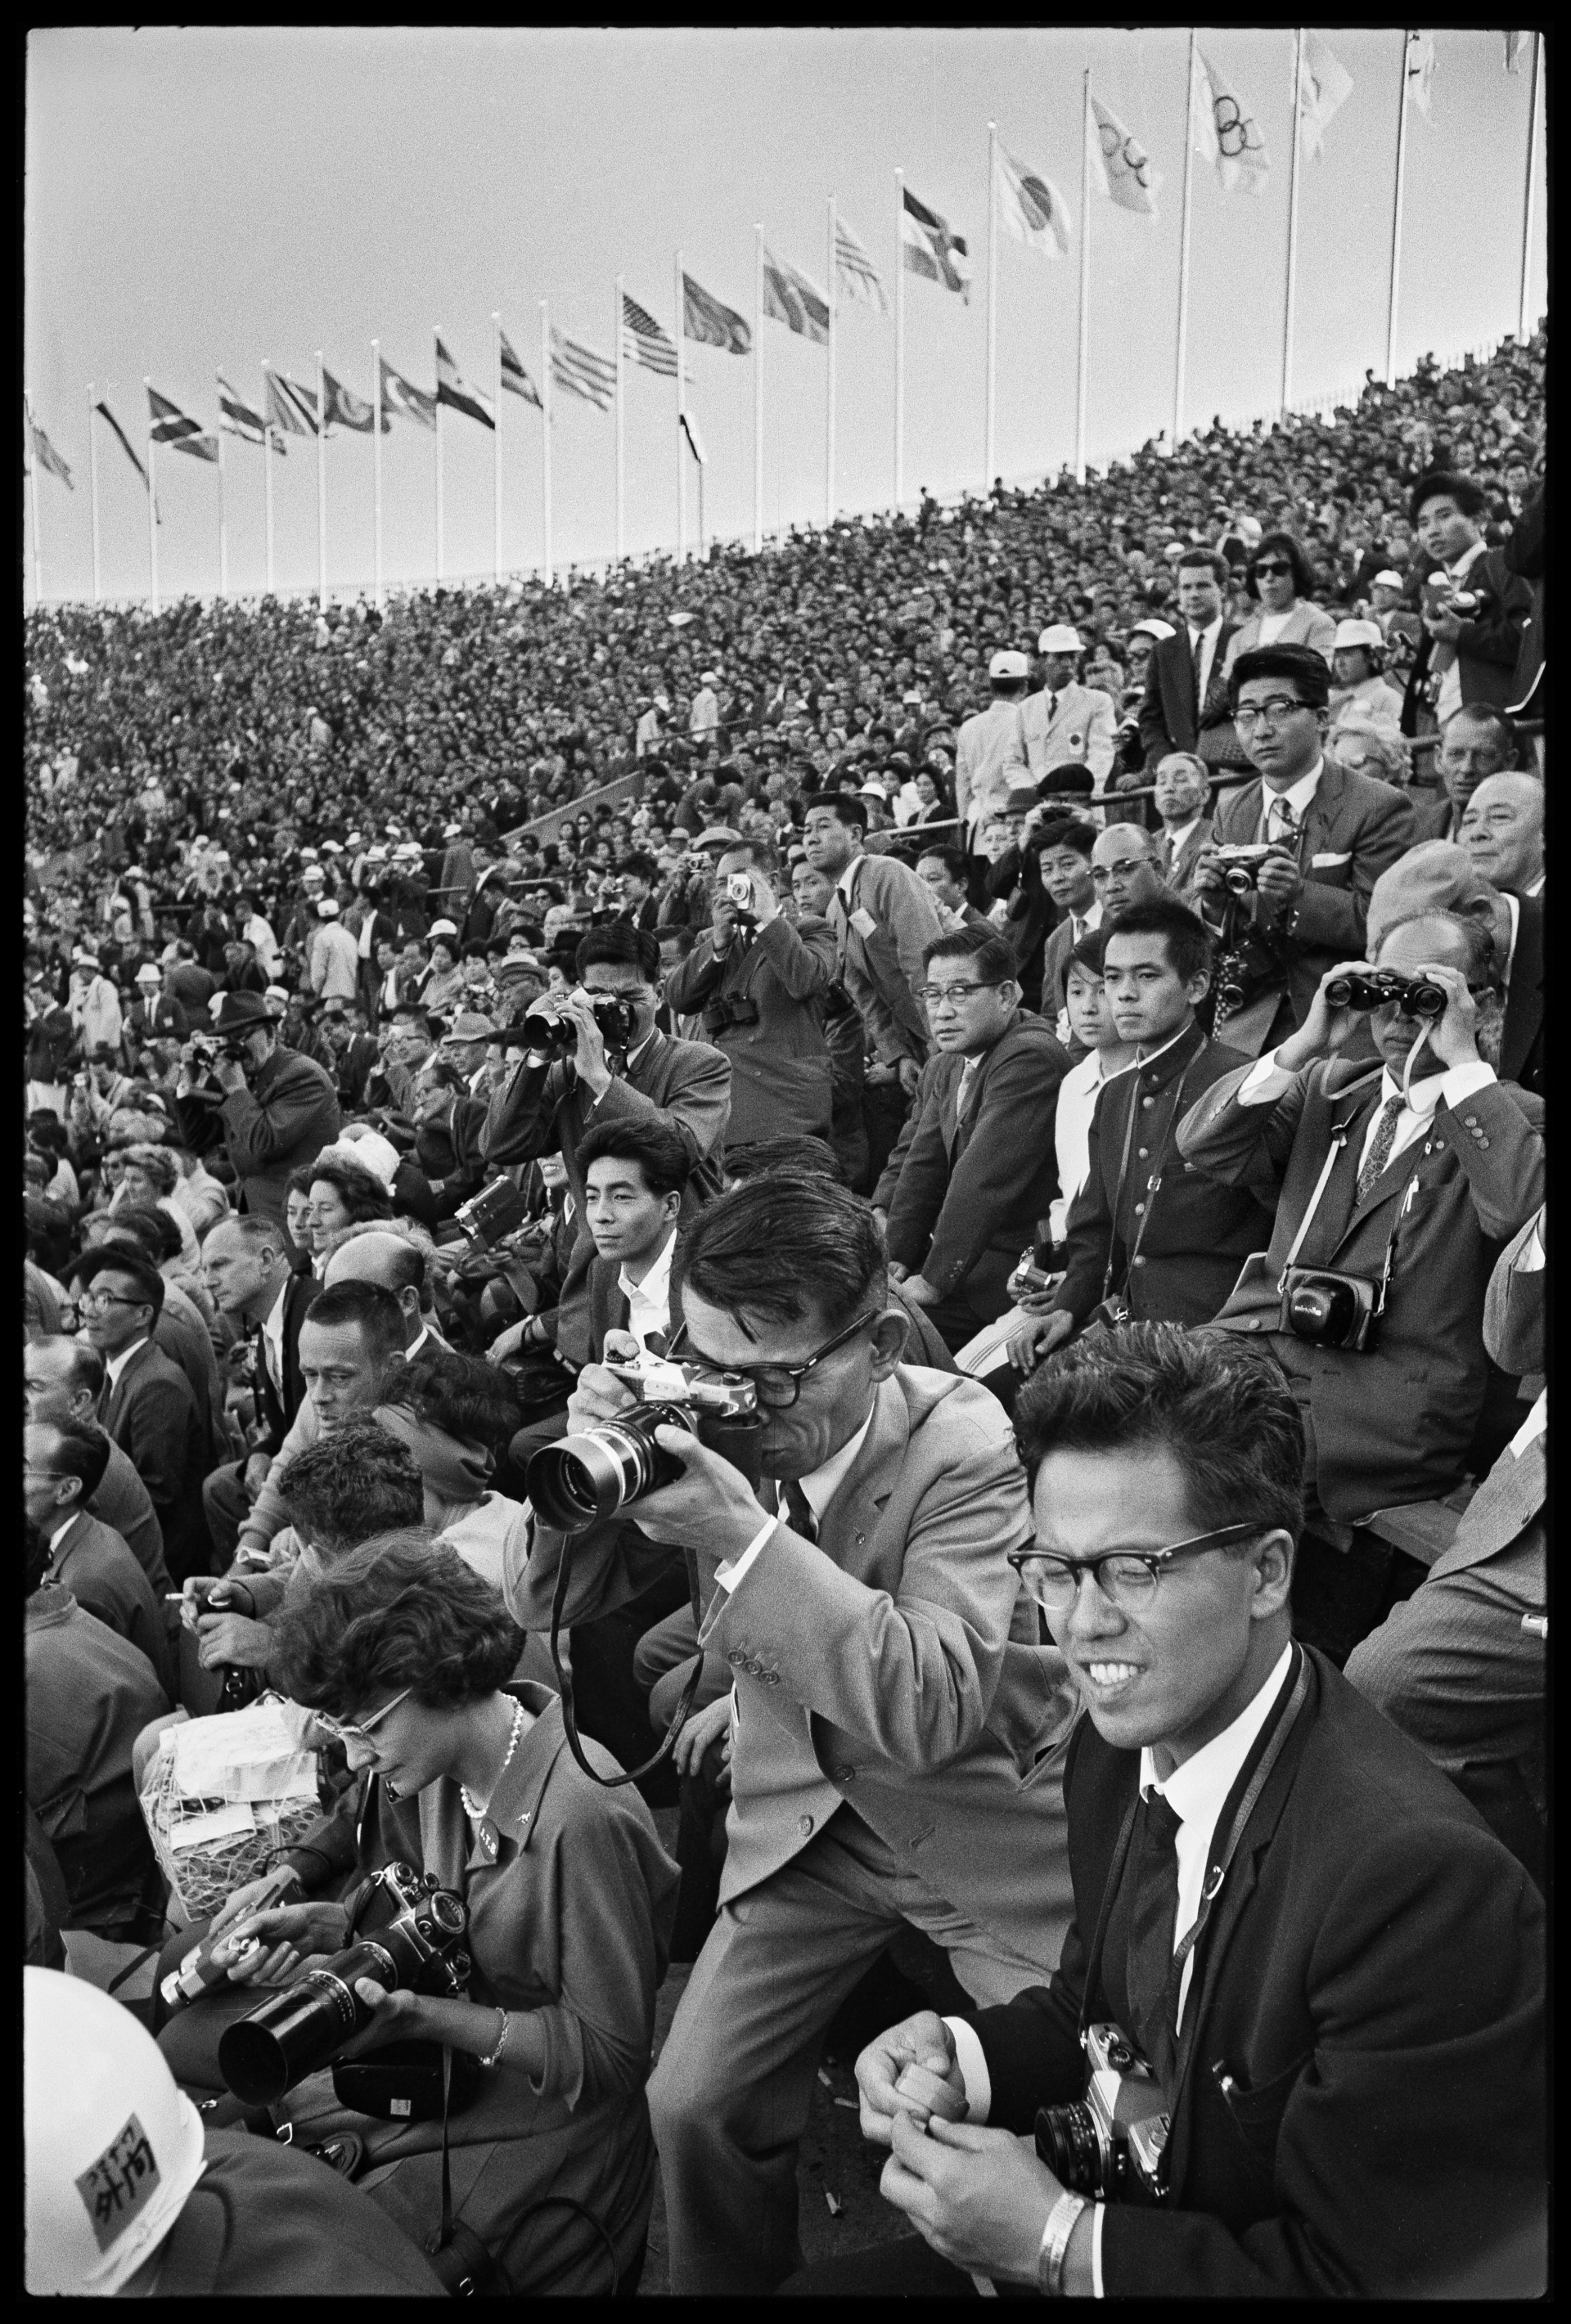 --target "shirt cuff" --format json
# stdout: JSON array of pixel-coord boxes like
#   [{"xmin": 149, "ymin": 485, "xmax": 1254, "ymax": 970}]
[
  {"xmin": 943, "ymin": 2016, "xmax": 991, "ymax": 2124},
  {"xmin": 1238, "ymin": 1046, "xmax": 1292, "ymax": 1104},
  {"xmin": 1520, "ymin": 1216, "xmax": 1545, "ymax": 1271},
  {"xmin": 1092, "ymin": 2203, "xmax": 1106, "ymax": 2298},
  {"xmin": 713, "ymin": 1514, "xmax": 781, "ymax": 1594},
  {"xmin": 1437, "ymin": 1059, "xmax": 1497, "ymax": 1110}
]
